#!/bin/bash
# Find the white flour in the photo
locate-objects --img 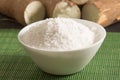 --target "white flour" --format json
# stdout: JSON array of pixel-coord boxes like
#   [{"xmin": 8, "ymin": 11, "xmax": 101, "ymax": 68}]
[{"xmin": 21, "ymin": 18, "xmax": 95, "ymax": 51}]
